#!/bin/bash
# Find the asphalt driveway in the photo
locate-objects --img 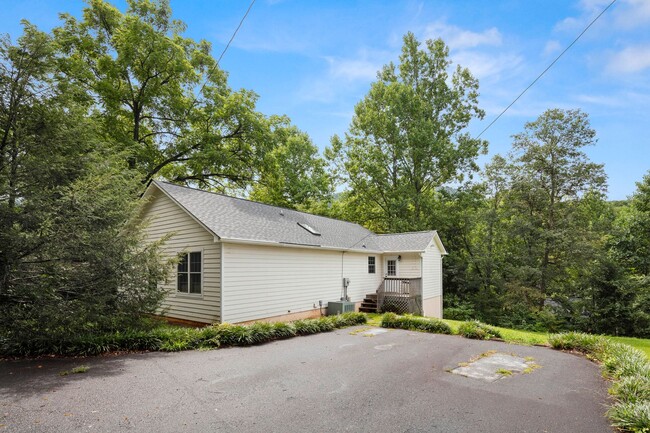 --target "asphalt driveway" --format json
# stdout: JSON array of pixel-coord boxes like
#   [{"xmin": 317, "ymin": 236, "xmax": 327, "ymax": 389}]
[{"xmin": 0, "ymin": 327, "xmax": 613, "ymax": 433}]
